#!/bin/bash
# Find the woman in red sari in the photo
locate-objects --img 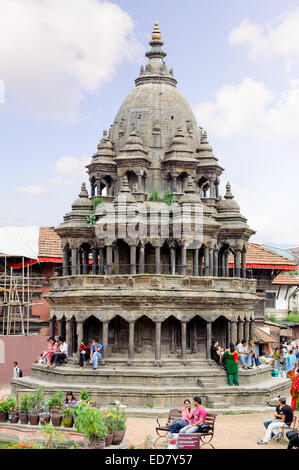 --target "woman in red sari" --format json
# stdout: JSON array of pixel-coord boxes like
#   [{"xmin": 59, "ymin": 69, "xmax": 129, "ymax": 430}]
[{"xmin": 290, "ymin": 368, "xmax": 299, "ymax": 411}]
